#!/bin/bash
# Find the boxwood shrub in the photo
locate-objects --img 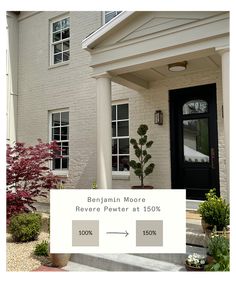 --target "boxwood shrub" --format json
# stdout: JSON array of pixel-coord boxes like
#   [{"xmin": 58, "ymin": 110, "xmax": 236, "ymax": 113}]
[
  {"xmin": 34, "ymin": 240, "xmax": 49, "ymax": 256},
  {"xmin": 198, "ymin": 188, "xmax": 229, "ymax": 231},
  {"xmin": 9, "ymin": 213, "xmax": 42, "ymax": 242}
]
